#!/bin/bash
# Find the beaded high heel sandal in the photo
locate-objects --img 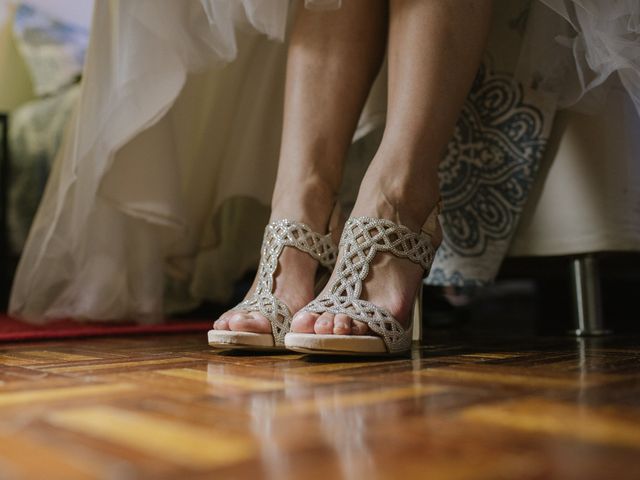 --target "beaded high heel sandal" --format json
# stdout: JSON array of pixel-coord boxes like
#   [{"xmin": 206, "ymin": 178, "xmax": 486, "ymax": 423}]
[
  {"xmin": 285, "ymin": 201, "xmax": 442, "ymax": 356},
  {"xmin": 208, "ymin": 217, "xmax": 338, "ymax": 351}
]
